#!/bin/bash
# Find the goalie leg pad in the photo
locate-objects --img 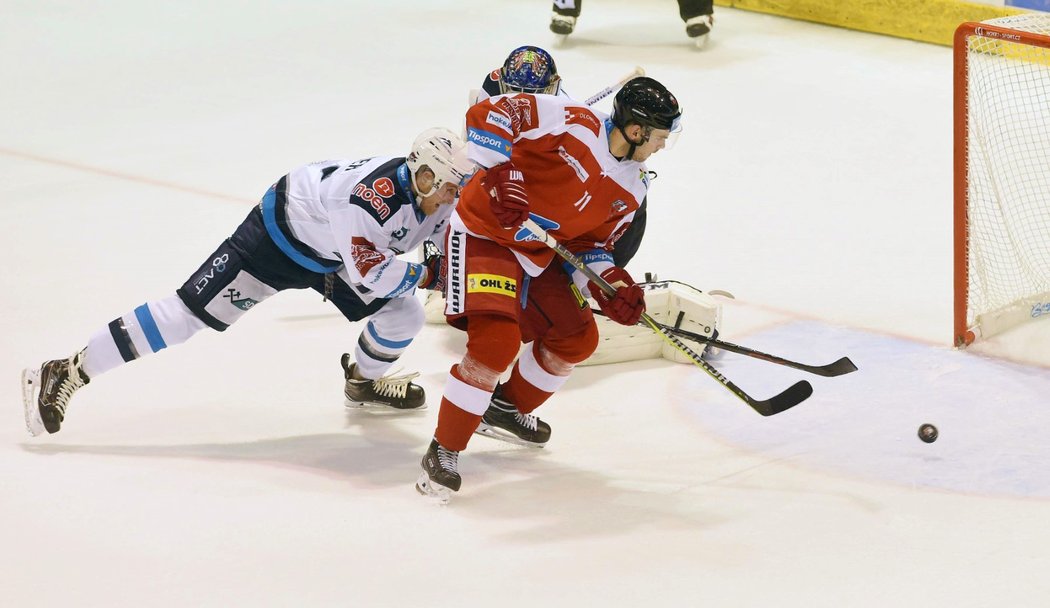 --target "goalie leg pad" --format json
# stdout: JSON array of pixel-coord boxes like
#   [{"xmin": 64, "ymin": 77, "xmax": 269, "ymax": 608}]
[
  {"xmin": 661, "ymin": 284, "xmax": 720, "ymax": 364},
  {"xmin": 580, "ymin": 281, "xmax": 721, "ymax": 366}
]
